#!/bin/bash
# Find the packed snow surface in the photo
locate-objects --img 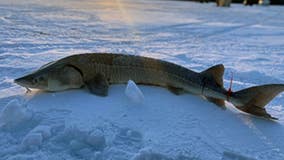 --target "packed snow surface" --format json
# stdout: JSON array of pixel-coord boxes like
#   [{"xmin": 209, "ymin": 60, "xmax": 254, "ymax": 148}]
[{"xmin": 0, "ymin": 0, "xmax": 284, "ymax": 159}]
